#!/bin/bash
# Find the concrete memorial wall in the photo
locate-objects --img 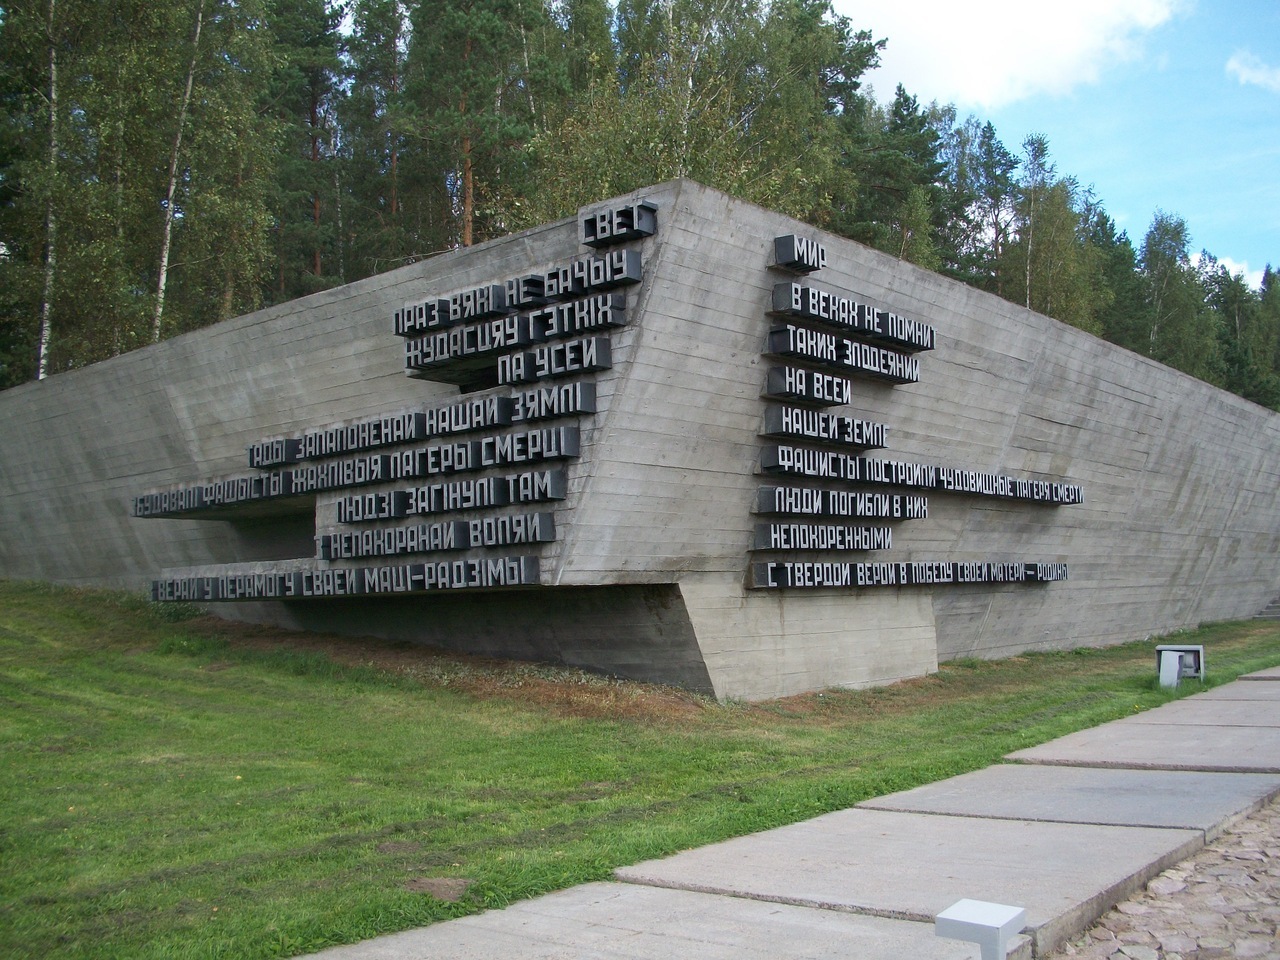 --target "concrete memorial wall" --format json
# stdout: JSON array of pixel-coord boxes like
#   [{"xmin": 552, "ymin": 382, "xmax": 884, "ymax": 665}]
[{"xmin": 2, "ymin": 179, "xmax": 1278, "ymax": 700}]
